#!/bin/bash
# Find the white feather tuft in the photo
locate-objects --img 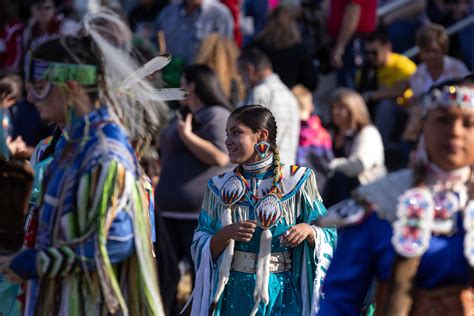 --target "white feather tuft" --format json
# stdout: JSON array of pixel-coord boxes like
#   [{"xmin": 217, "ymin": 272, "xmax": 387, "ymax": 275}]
[
  {"xmin": 146, "ymin": 88, "xmax": 188, "ymax": 101},
  {"xmin": 121, "ymin": 54, "xmax": 171, "ymax": 89},
  {"xmin": 82, "ymin": 9, "xmax": 172, "ymax": 142}
]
